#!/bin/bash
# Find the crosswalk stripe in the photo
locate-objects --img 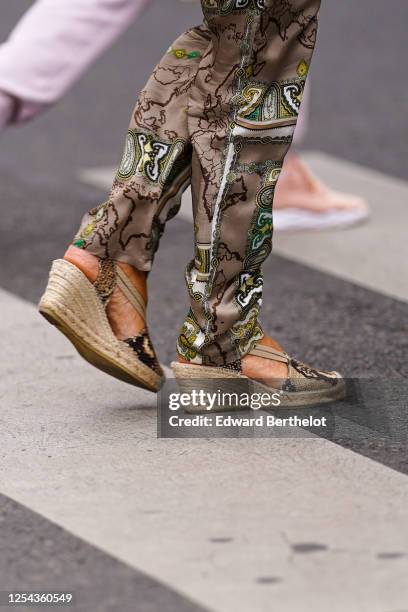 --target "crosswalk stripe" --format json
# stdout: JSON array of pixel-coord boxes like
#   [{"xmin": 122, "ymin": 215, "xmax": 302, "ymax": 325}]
[{"xmin": 1, "ymin": 287, "xmax": 408, "ymax": 612}]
